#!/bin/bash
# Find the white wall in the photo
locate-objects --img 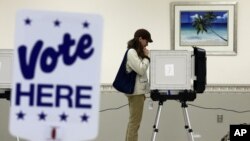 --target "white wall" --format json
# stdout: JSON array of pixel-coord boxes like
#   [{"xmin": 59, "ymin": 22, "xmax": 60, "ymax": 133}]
[
  {"xmin": 1, "ymin": 0, "xmax": 250, "ymax": 141},
  {"xmin": 1, "ymin": 0, "xmax": 250, "ymax": 84}
]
